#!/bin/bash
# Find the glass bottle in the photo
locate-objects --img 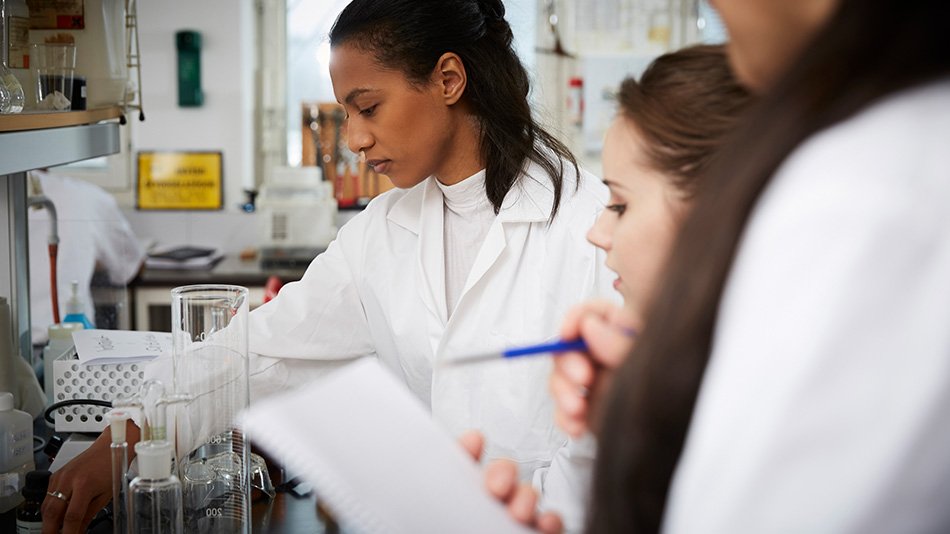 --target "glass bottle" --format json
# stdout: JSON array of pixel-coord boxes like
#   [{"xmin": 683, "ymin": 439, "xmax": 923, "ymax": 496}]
[
  {"xmin": 129, "ymin": 441, "xmax": 183, "ymax": 534},
  {"xmin": 15, "ymin": 470, "xmax": 50, "ymax": 534}
]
